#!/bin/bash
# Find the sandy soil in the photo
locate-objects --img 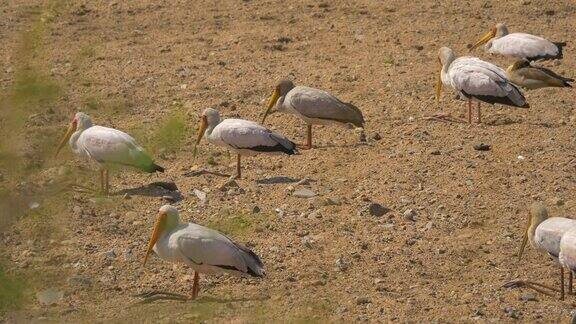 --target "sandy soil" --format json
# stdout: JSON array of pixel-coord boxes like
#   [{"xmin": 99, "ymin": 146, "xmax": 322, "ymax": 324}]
[{"xmin": 1, "ymin": 0, "xmax": 576, "ymax": 322}]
